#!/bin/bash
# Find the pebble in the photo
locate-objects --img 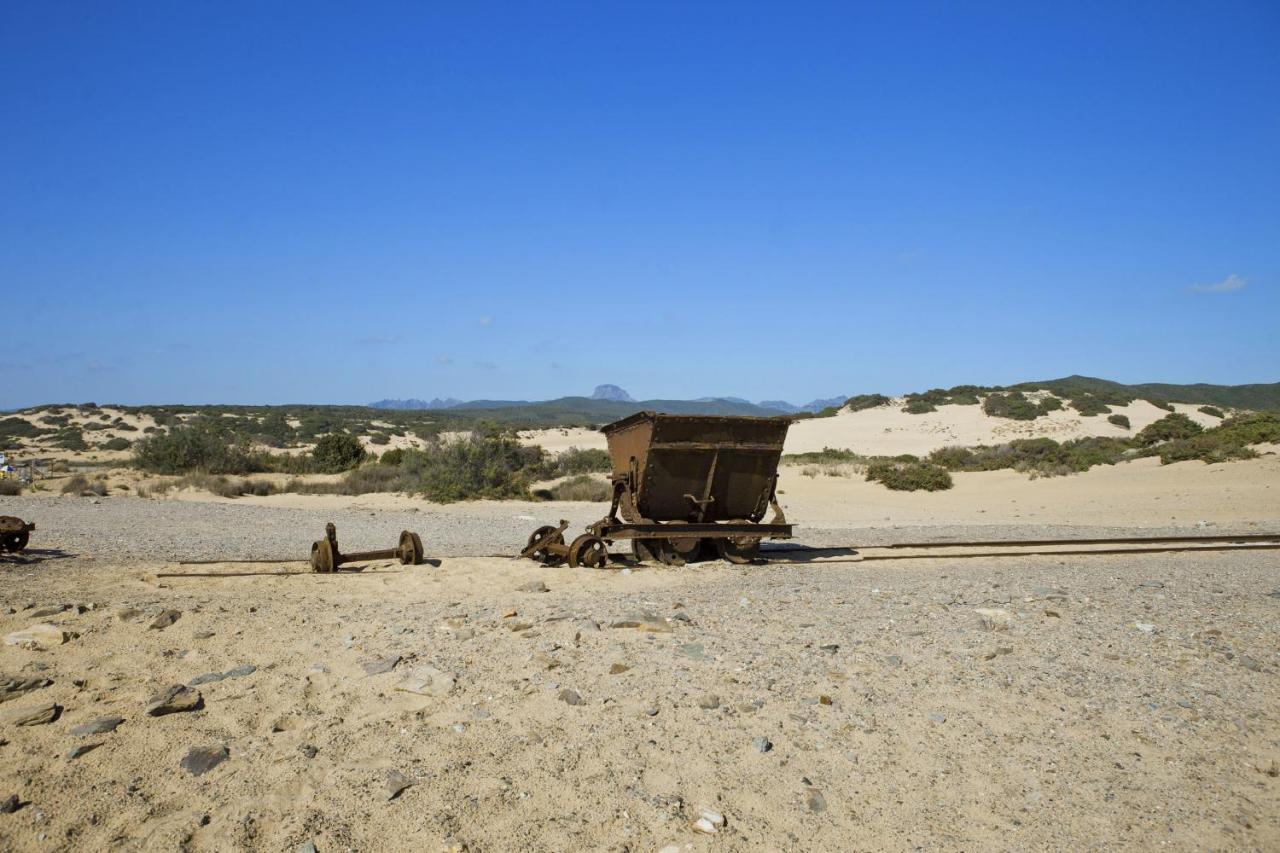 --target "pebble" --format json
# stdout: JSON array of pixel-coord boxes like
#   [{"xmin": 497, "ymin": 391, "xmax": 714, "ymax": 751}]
[
  {"xmin": 609, "ymin": 663, "xmax": 630, "ymax": 674},
  {"xmin": 148, "ymin": 610, "xmax": 182, "ymax": 630},
  {"xmin": 394, "ymin": 666, "xmax": 456, "ymax": 697},
  {"xmin": 145, "ymin": 684, "xmax": 203, "ymax": 716},
  {"xmin": 224, "ymin": 664, "xmax": 257, "ymax": 679},
  {"xmin": 0, "ymin": 675, "xmax": 52, "ymax": 703},
  {"xmin": 298, "ymin": 841, "xmax": 318, "ymax": 853},
  {"xmin": 188, "ymin": 672, "xmax": 225, "ymax": 686},
  {"xmin": 2, "ymin": 702, "xmax": 61, "ymax": 727},
  {"xmin": 299, "ymin": 744, "xmax": 318, "ymax": 759},
  {"xmin": 359, "ymin": 654, "xmax": 402, "ymax": 676},
  {"xmin": 0, "ymin": 794, "xmax": 17, "ymax": 813},
  {"xmin": 1138, "ymin": 581, "xmax": 1165, "ymax": 589},
  {"xmin": 385, "ymin": 769, "xmax": 414, "ymax": 801},
  {"xmin": 678, "ymin": 643, "xmax": 706, "ymax": 661},
  {"xmin": 70, "ymin": 715, "xmax": 124, "ymax": 736},
  {"xmin": 695, "ymin": 809, "xmax": 725, "ymax": 834},
  {"xmin": 66, "ymin": 742, "xmax": 101, "ymax": 760},
  {"xmin": 698, "ymin": 694, "xmax": 721, "ymax": 710},
  {"xmin": 1134, "ymin": 623, "xmax": 1156, "ymax": 634},
  {"xmin": 753, "ymin": 736, "xmax": 773, "ymax": 753},
  {"xmin": 806, "ymin": 788, "xmax": 828, "ymax": 813},
  {"xmin": 929, "ymin": 713, "xmax": 947, "ymax": 723},
  {"xmin": 518, "ymin": 580, "xmax": 549, "ymax": 593},
  {"xmin": 558, "ymin": 689, "xmax": 584, "ymax": 706},
  {"xmin": 180, "ymin": 744, "xmax": 229, "ymax": 776},
  {"xmin": 609, "ymin": 613, "xmax": 673, "ymax": 633}
]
